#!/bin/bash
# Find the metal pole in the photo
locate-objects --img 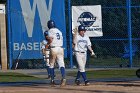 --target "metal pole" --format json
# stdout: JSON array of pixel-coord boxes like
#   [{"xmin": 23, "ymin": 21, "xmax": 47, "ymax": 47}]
[
  {"xmin": 68, "ymin": 0, "xmax": 73, "ymax": 68},
  {"xmin": 7, "ymin": 0, "xmax": 13, "ymax": 69},
  {"xmin": 126, "ymin": 0, "xmax": 132, "ymax": 67}
]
